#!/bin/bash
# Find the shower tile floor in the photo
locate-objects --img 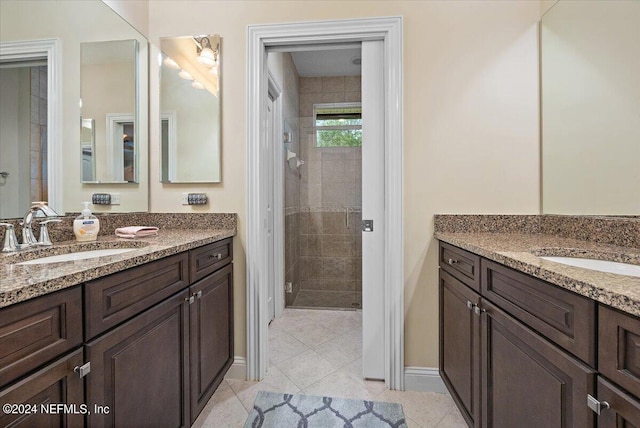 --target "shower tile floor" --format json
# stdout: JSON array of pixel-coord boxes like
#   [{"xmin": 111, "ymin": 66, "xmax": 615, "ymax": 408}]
[
  {"xmin": 192, "ymin": 309, "xmax": 465, "ymax": 427},
  {"xmin": 289, "ymin": 289, "xmax": 362, "ymax": 309}
]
